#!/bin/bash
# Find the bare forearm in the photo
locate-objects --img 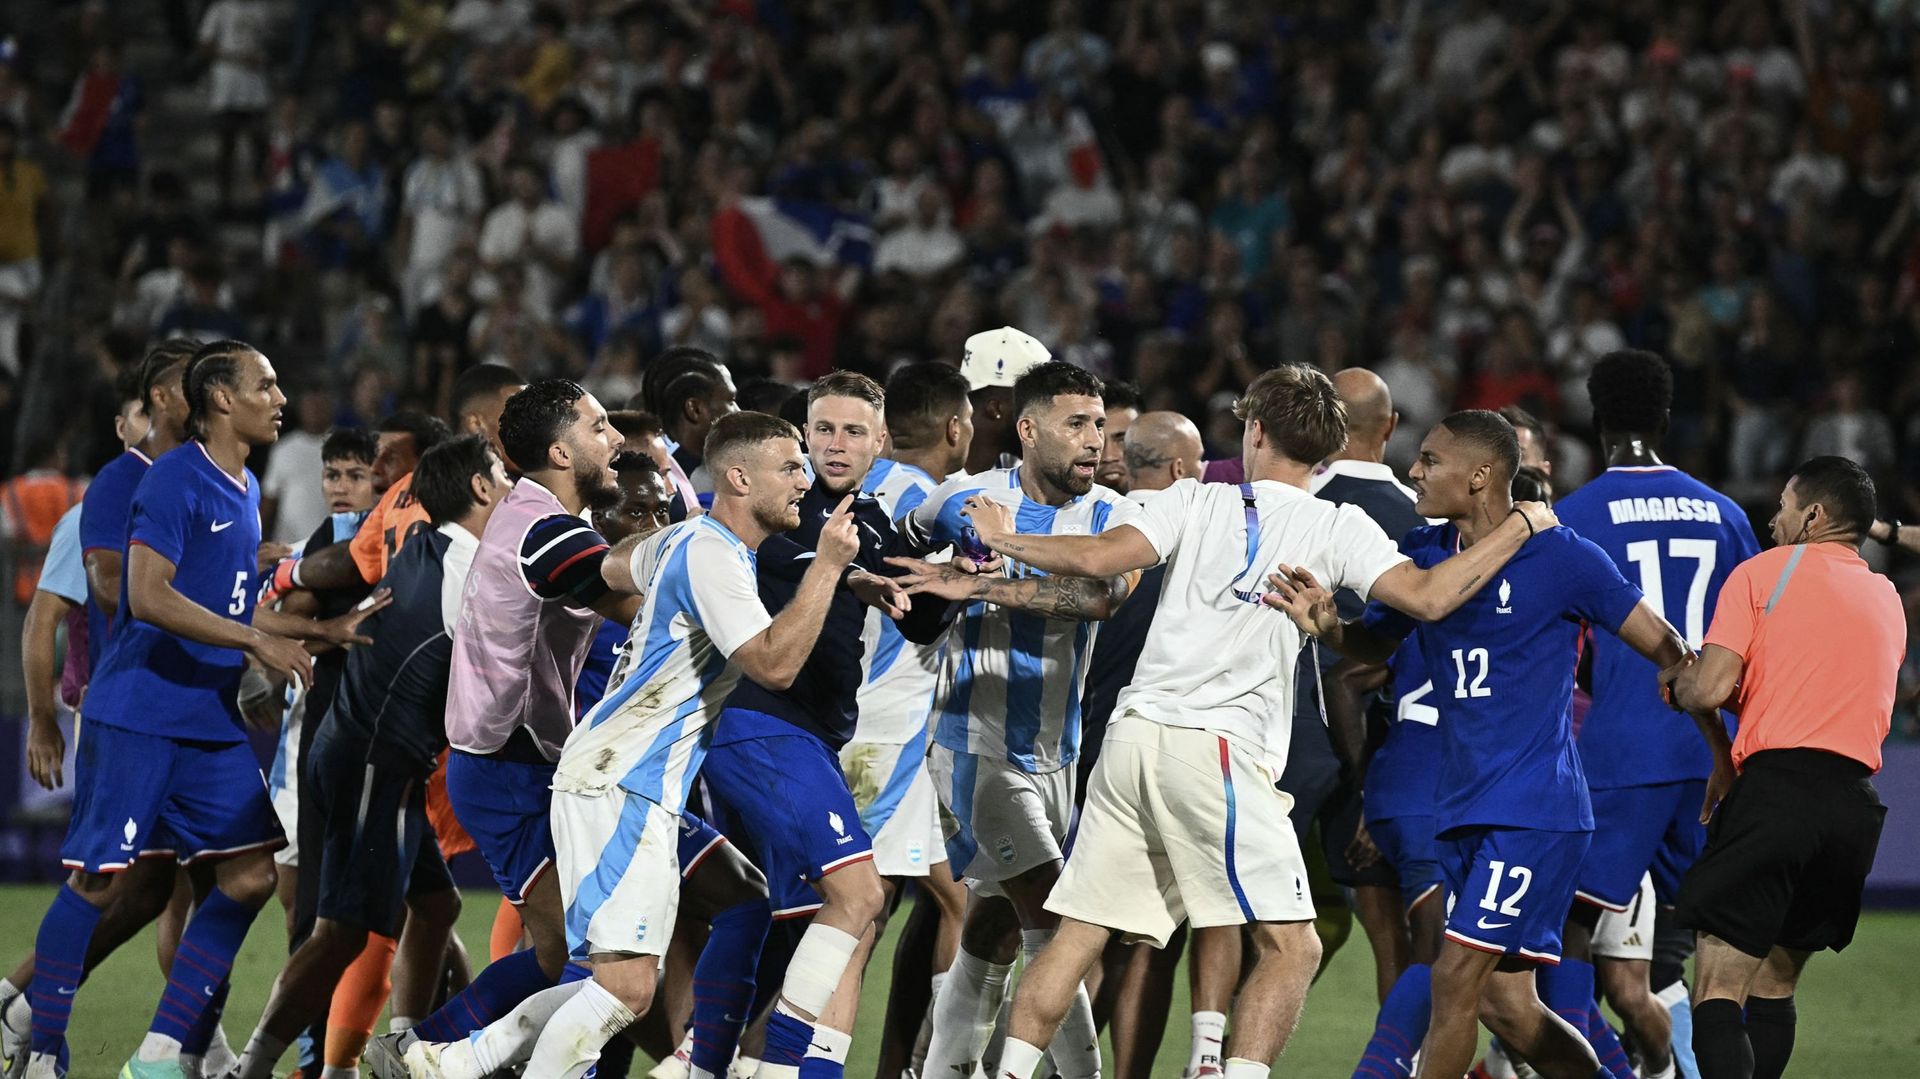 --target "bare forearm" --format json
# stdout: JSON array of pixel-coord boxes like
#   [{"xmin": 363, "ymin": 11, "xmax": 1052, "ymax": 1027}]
[
  {"xmin": 1688, "ymin": 708, "xmax": 1734, "ymax": 761},
  {"xmin": 758, "ymin": 560, "xmax": 845, "ymax": 686},
  {"xmin": 985, "ymin": 532, "xmax": 1145, "ymax": 580},
  {"xmin": 971, "ymin": 572, "xmax": 1129, "ymax": 621},
  {"xmin": 1323, "ymin": 620, "xmax": 1397, "ymax": 664},
  {"xmin": 134, "ymin": 584, "xmax": 263, "ymax": 652},
  {"xmin": 85, "ymin": 551, "xmax": 121, "ymax": 617},
  {"xmin": 253, "ymin": 606, "xmax": 334, "ymax": 644},
  {"xmin": 22, "ymin": 593, "xmax": 71, "ymax": 724},
  {"xmin": 294, "ymin": 542, "xmax": 367, "ymax": 591}
]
